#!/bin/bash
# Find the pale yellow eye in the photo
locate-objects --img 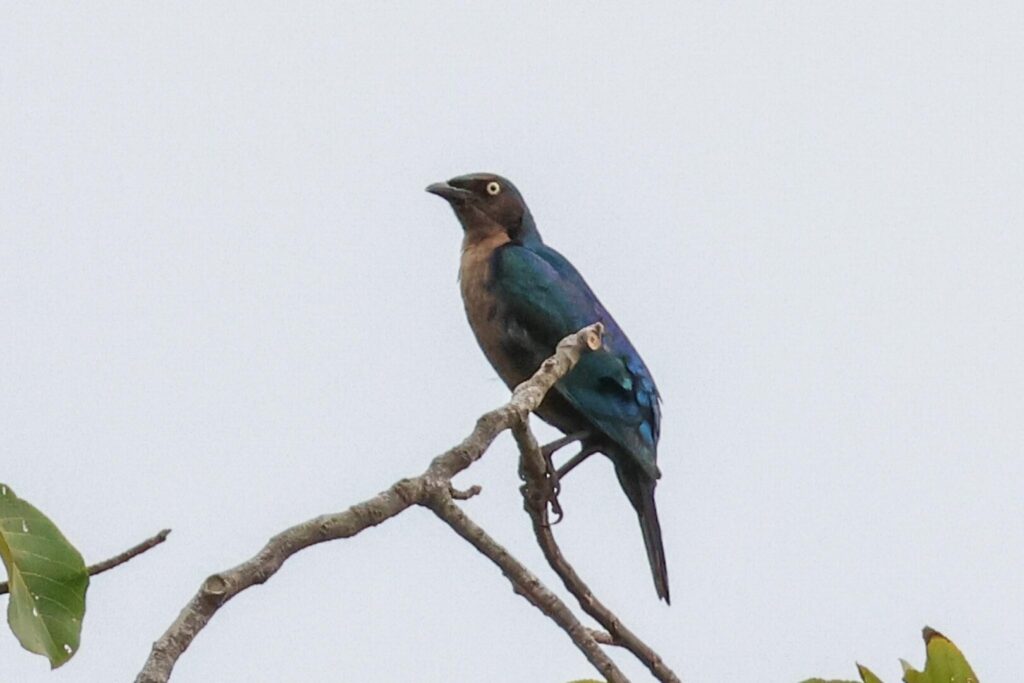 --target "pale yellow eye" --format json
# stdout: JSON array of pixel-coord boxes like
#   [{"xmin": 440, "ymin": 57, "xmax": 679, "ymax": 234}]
[{"xmin": 486, "ymin": 181, "xmax": 501, "ymax": 196}]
